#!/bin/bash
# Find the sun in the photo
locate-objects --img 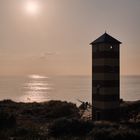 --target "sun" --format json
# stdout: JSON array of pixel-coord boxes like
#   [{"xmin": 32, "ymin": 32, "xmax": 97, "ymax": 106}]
[{"xmin": 24, "ymin": 0, "xmax": 40, "ymax": 15}]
